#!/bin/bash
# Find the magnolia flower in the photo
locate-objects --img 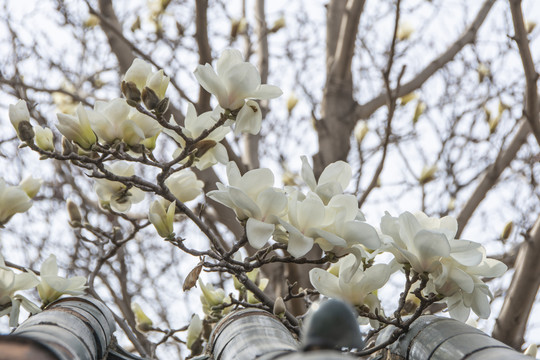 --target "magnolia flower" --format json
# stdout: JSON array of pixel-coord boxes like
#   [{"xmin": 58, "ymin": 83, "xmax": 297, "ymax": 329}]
[
  {"xmin": 9, "ymin": 100, "xmax": 30, "ymax": 136},
  {"xmin": 443, "ymin": 277, "xmax": 493, "ymax": 321},
  {"xmin": 380, "ymin": 211, "xmax": 485, "ymax": 275},
  {"xmin": 199, "ymin": 279, "xmax": 230, "ymax": 316},
  {"xmin": 278, "ymin": 192, "xmax": 330, "ymax": 257},
  {"xmin": 194, "ymin": 48, "xmax": 282, "ymax": 110},
  {"xmin": 131, "ymin": 302, "xmax": 153, "ymax": 332},
  {"xmin": 0, "ymin": 254, "xmax": 41, "ymax": 327},
  {"xmin": 301, "ymin": 156, "xmax": 352, "ymax": 204},
  {"xmin": 208, "ymin": 161, "xmax": 287, "ymax": 250},
  {"xmin": 33, "ymin": 125, "xmax": 54, "ymax": 151},
  {"xmin": 56, "ymin": 103, "xmax": 97, "ymax": 150},
  {"xmin": 94, "ymin": 162, "xmax": 145, "ymax": 212},
  {"xmin": 89, "ymin": 98, "xmax": 144, "ymax": 146},
  {"xmin": 309, "ymin": 250, "xmax": 391, "ymax": 311},
  {"xmin": 128, "ymin": 109, "xmax": 162, "ymax": 148},
  {"xmin": 186, "ymin": 314, "xmax": 203, "ymax": 349},
  {"xmin": 397, "ymin": 21, "xmax": 414, "ymax": 41},
  {"xmin": 164, "ymin": 169, "xmax": 204, "ymax": 203},
  {"xmin": 314, "ymin": 194, "xmax": 381, "ymax": 252},
  {"xmin": 124, "ymin": 58, "xmax": 170, "ymax": 99},
  {"xmin": 148, "ymin": 199, "xmax": 175, "ymax": 238},
  {"xmin": 37, "ymin": 255, "xmax": 87, "ymax": 306},
  {"xmin": 0, "ymin": 178, "xmax": 33, "ymax": 227},
  {"xmin": 166, "ymin": 103, "xmax": 229, "ymax": 170}
]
